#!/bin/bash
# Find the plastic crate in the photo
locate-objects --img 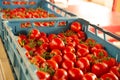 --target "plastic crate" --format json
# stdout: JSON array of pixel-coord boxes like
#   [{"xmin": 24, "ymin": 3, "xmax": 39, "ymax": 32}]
[
  {"xmin": 0, "ymin": 0, "xmax": 76, "ymax": 18},
  {"xmin": 0, "ymin": 0, "xmax": 77, "ymax": 40},
  {"xmin": 2, "ymin": 18, "xmax": 120, "ymax": 80}
]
